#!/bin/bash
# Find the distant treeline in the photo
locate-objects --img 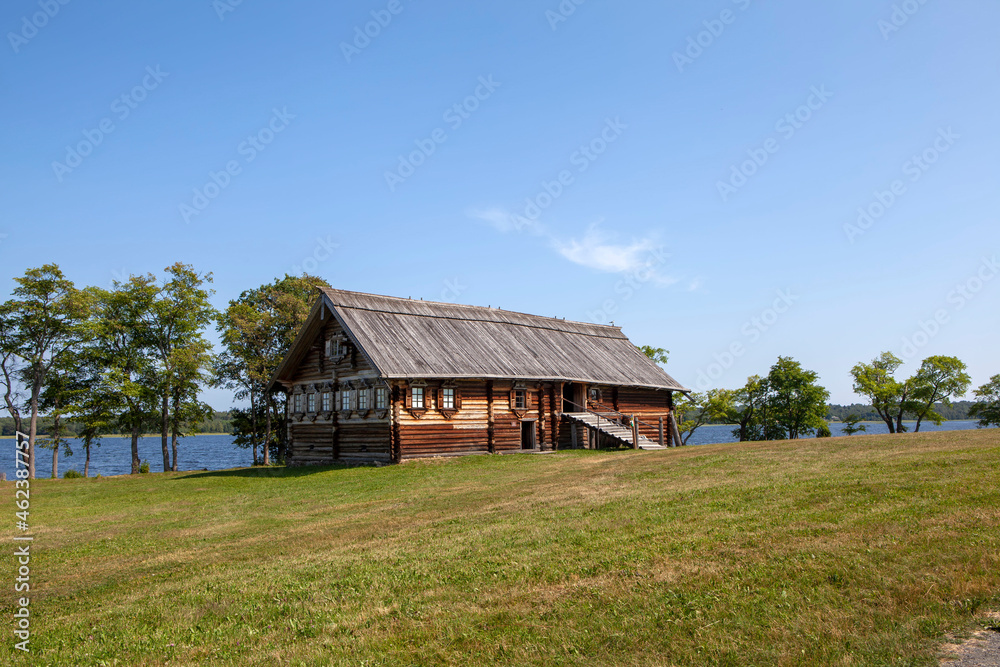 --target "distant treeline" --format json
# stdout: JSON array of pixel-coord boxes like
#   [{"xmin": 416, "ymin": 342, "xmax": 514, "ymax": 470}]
[
  {"xmin": 826, "ymin": 401, "xmax": 975, "ymax": 422},
  {"xmin": 2, "ymin": 411, "xmax": 235, "ymax": 437}
]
